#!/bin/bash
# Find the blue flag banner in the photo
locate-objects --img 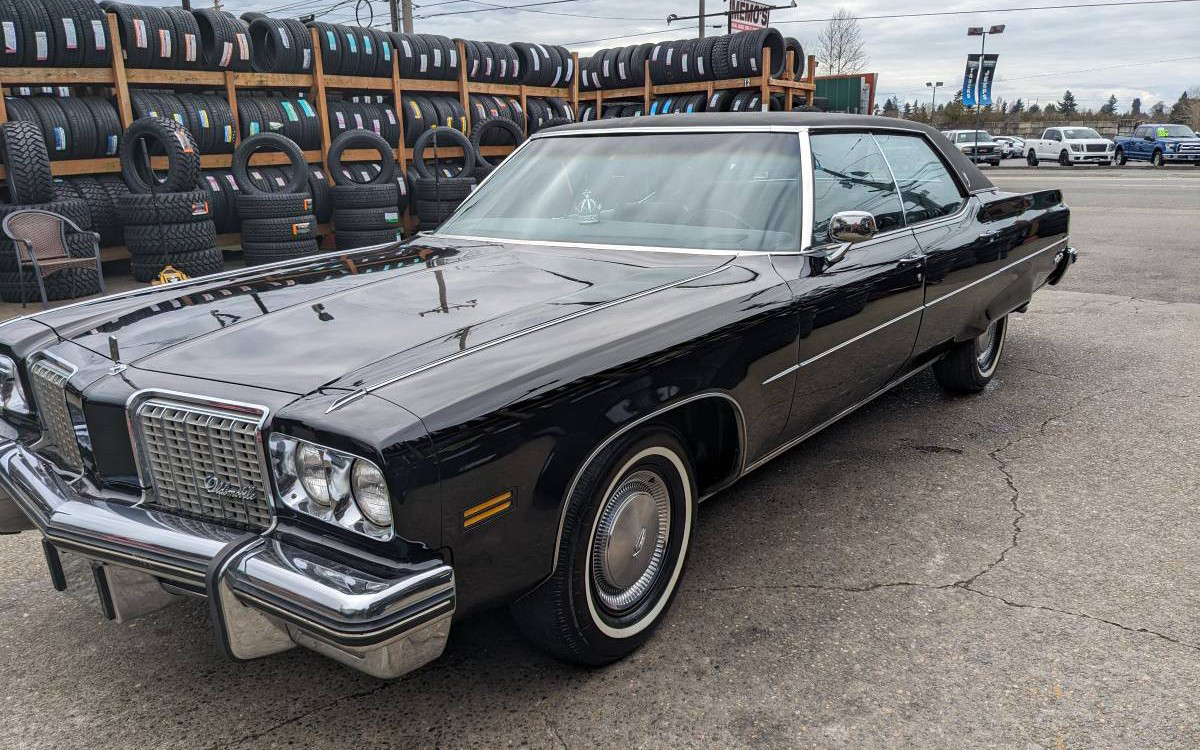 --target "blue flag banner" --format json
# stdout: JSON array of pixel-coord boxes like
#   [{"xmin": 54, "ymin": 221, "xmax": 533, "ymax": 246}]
[
  {"xmin": 962, "ymin": 54, "xmax": 981, "ymax": 108},
  {"xmin": 978, "ymin": 54, "xmax": 999, "ymax": 107}
]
